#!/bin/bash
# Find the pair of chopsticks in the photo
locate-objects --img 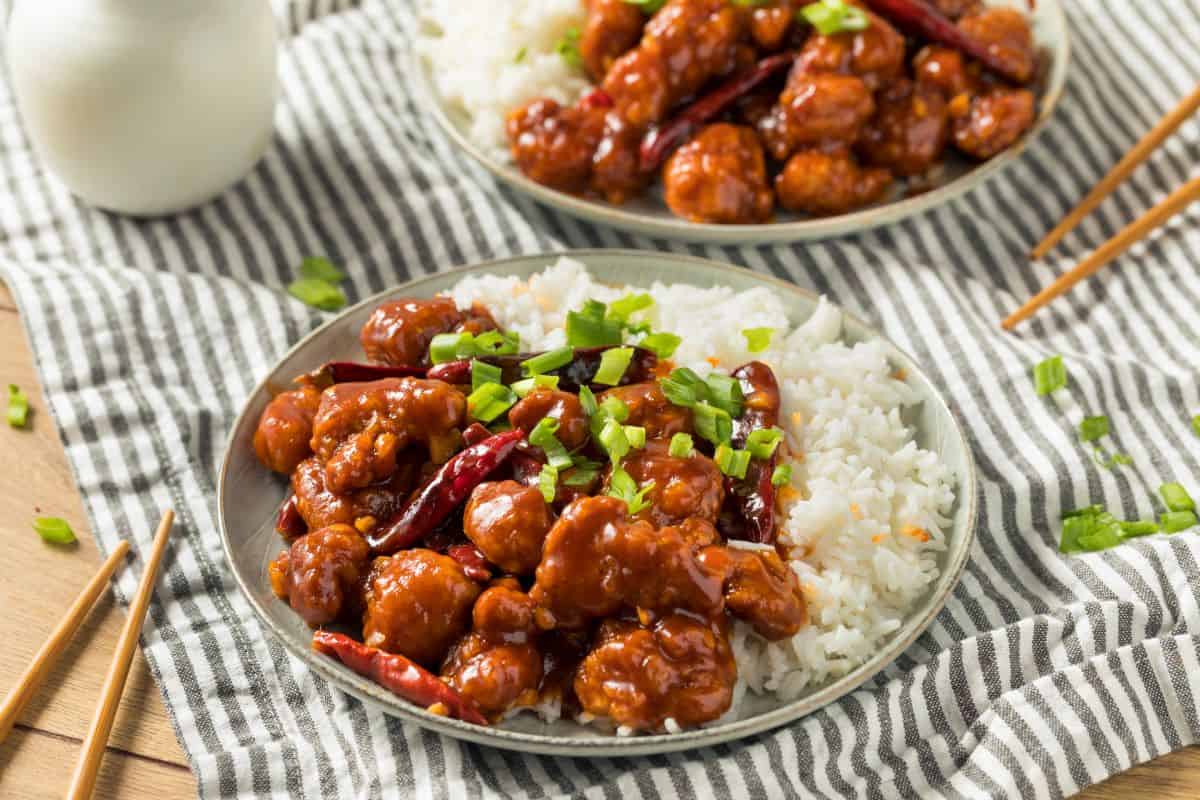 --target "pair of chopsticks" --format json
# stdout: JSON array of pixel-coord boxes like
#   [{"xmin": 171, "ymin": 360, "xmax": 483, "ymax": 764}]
[
  {"xmin": 0, "ymin": 510, "xmax": 174, "ymax": 800},
  {"xmin": 1003, "ymin": 84, "xmax": 1200, "ymax": 330}
]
